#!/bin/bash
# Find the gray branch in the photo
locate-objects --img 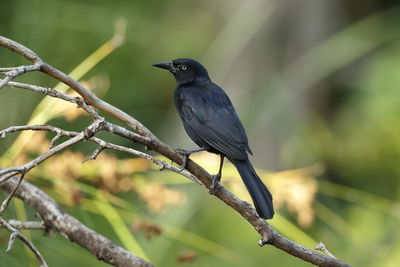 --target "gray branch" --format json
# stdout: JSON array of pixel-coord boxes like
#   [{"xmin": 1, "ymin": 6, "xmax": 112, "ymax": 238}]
[
  {"xmin": 0, "ymin": 119, "xmax": 105, "ymax": 183},
  {"xmin": 0, "ymin": 175, "xmax": 153, "ymax": 267},
  {"xmin": 0, "ymin": 174, "xmax": 24, "ymax": 215},
  {"xmin": 316, "ymin": 242, "xmax": 337, "ymax": 259},
  {"xmin": 0, "ymin": 124, "xmax": 200, "ymax": 185},
  {"xmin": 0, "ymin": 35, "xmax": 350, "ymax": 267},
  {"xmin": 0, "ymin": 216, "xmax": 48, "ymax": 267},
  {"xmin": 0, "ymin": 64, "xmax": 41, "ymax": 89},
  {"xmin": 4, "ymin": 220, "xmax": 46, "ymax": 230}
]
